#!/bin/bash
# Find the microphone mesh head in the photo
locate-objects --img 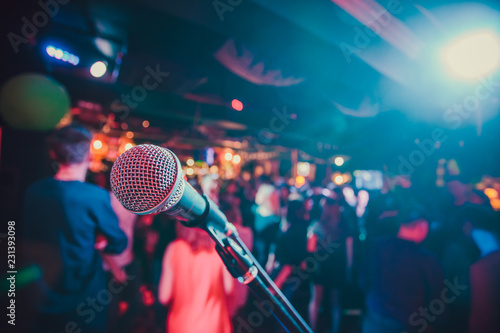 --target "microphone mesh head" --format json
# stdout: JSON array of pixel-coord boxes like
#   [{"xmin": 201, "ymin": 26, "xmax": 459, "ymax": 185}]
[{"xmin": 110, "ymin": 144, "xmax": 184, "ymax": 214}]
